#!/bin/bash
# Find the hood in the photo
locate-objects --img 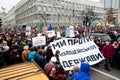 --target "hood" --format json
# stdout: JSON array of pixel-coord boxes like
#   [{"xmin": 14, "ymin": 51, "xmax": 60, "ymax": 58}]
[{"xmin": 80, "ymin": 63, "xmax": 90, "ymax": 74}]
